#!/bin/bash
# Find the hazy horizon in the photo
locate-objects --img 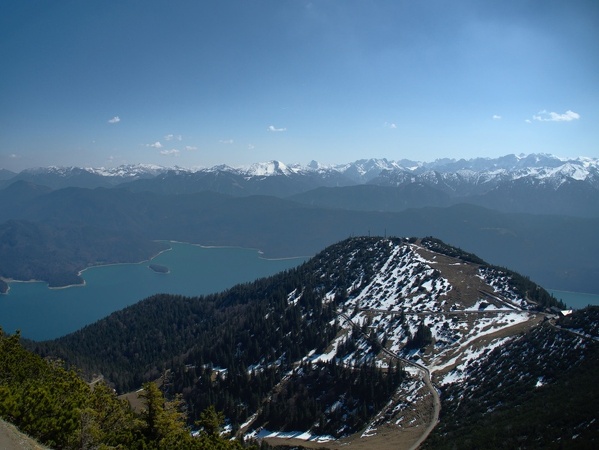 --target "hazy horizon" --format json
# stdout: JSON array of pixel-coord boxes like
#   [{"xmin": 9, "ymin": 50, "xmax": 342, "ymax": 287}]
[{"xmin": 2, "ymin": 1, "xmax": 597, "ymax": 172}]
